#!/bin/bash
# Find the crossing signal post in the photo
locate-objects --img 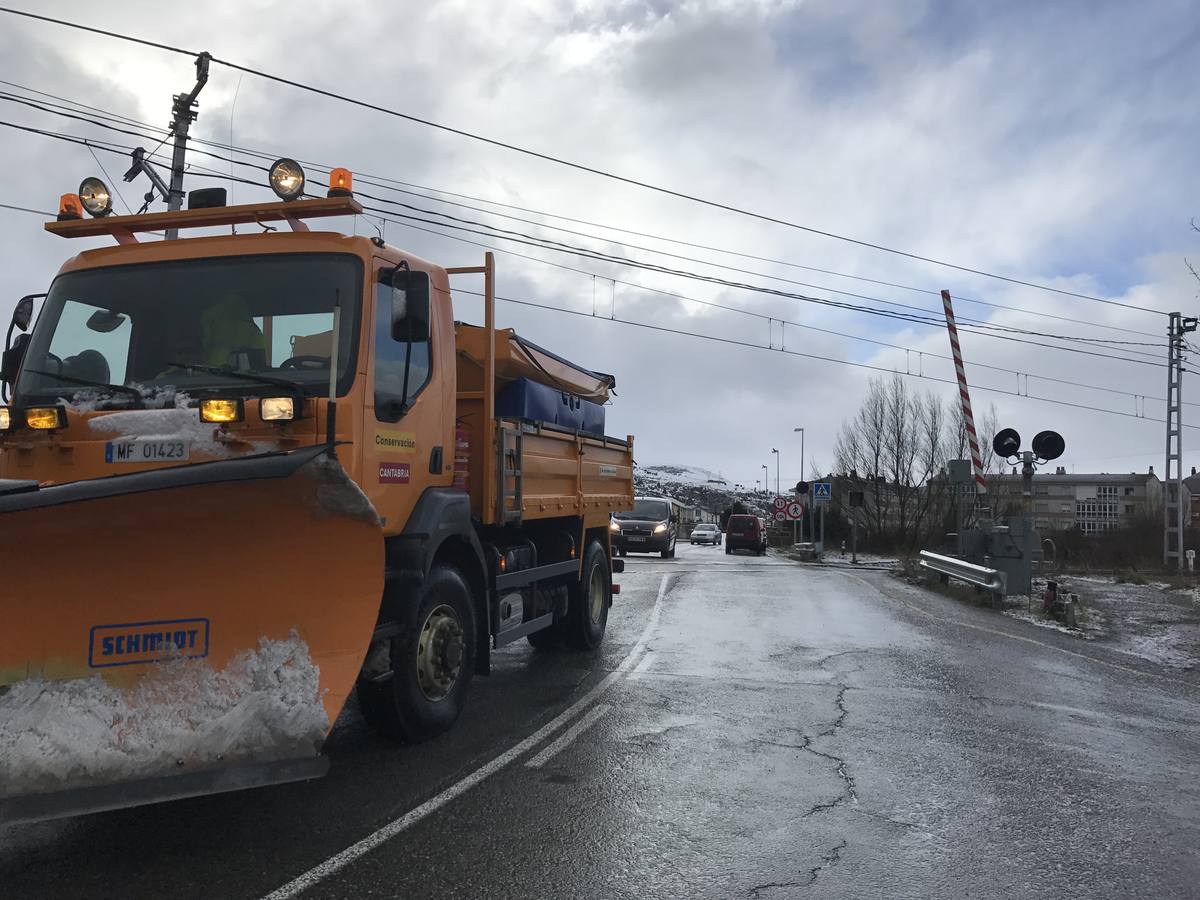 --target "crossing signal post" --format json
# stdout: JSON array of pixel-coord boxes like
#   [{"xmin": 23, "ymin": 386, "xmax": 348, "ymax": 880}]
[{"xmin": 795, "ymin": 480, "xmax": 809, "ymax": 546}]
